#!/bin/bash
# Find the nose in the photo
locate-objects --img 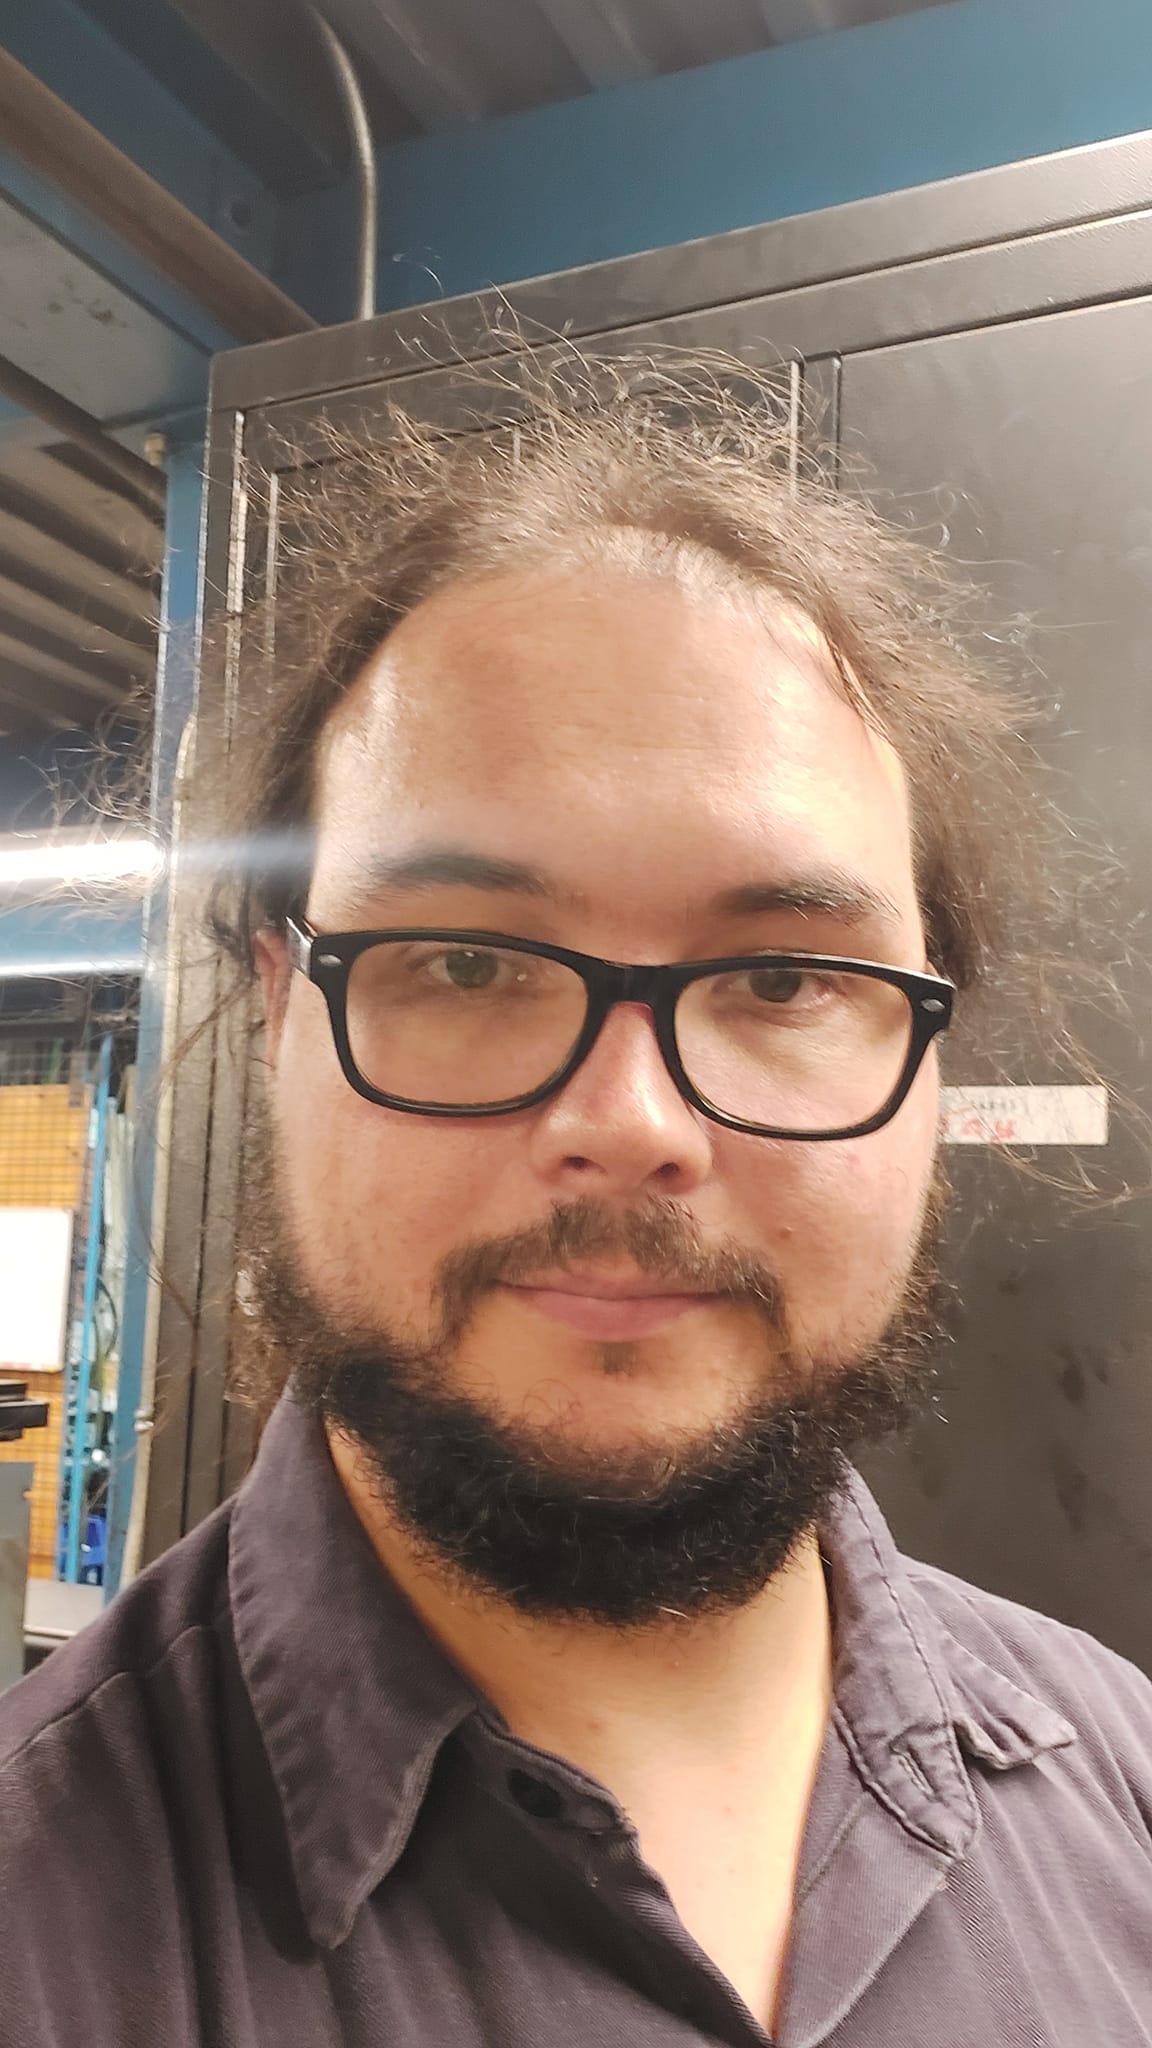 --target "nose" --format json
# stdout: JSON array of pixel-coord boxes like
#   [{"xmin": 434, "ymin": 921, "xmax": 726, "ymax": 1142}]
[{"xmin": 526, "ymin": 1001, "xmax": 714, "ymax": 1198}]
